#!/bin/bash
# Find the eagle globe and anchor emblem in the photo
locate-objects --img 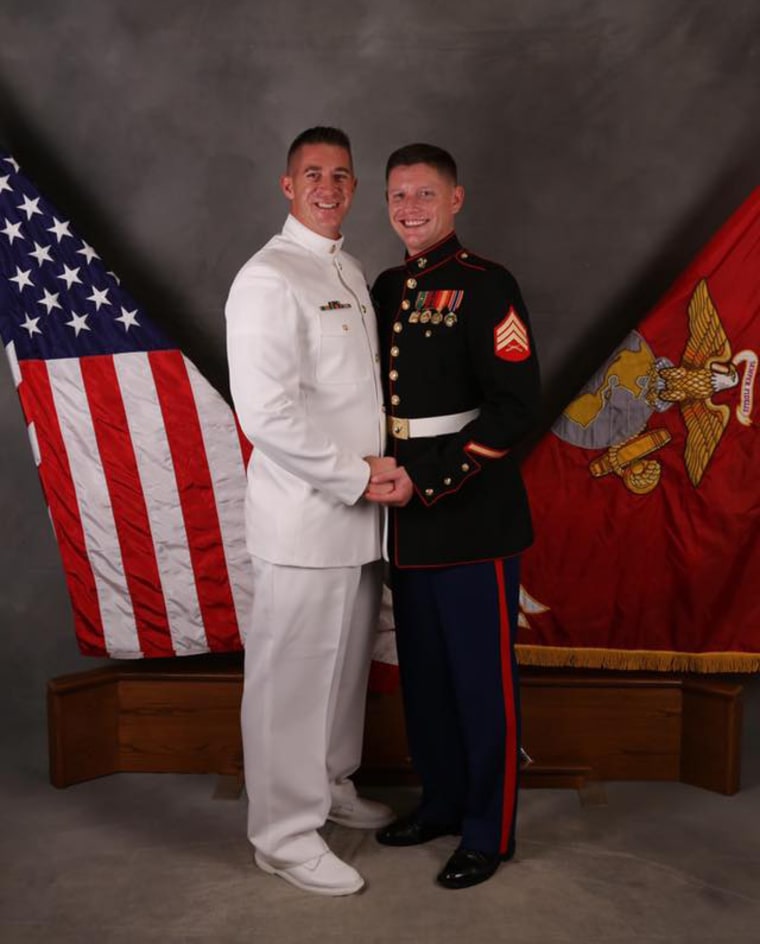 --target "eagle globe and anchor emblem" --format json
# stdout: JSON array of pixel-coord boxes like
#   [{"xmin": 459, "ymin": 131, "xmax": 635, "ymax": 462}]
[
  {"xmin": 553, "ymin": 278, "xmax": 756, "ymax": 493},
  {"xmin": 518, "ymin": 278, "xmax": 756, "ymax": 629}
]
